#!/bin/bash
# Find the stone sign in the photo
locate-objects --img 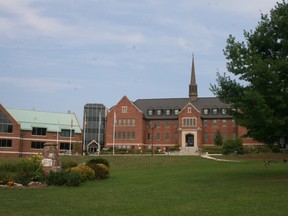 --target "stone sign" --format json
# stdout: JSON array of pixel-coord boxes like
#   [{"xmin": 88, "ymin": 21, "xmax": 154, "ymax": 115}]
[{"xmin": 42, "ymin": 143, "xmax": 61, "ymax": 174}]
